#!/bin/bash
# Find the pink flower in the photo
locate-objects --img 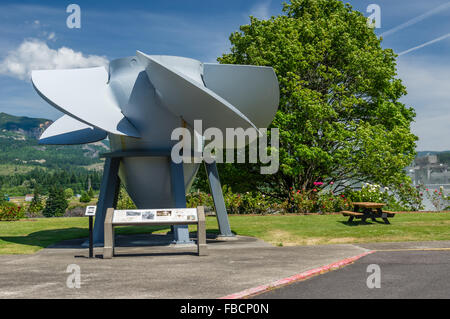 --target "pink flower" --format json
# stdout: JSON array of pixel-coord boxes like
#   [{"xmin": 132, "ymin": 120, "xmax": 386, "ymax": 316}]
[
  {"xmin": 330, "ymin": 182, "xmax": 334, "ymax": 185},
  {"xmin": 313, "ymin": 182, "xmax": 324, "ymax": 186},
  {"xmin": 313, "ymin": 188, "xmax": 317, "ymax": 192}
]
